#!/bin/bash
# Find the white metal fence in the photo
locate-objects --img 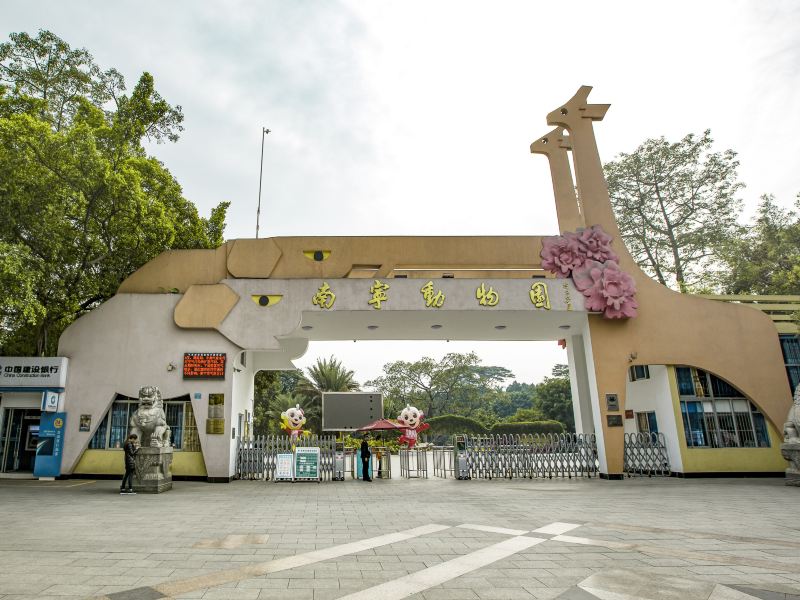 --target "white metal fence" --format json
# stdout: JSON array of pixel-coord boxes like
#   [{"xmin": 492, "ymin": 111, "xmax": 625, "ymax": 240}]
[
  {"xmin": 623, "ymin": 432, "xmax": 671, "ymax": 477},
  {"xmin": 236, "ymin": 432, "xmax": 603, "ymax": 481},
  {"xmin": 236, "ymin": 435, "xmax": 336, "ymax": 481},
  {"xmin": 455, "ymin": 433, "xmax": 598, "ymax": 479}
]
